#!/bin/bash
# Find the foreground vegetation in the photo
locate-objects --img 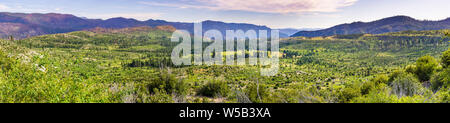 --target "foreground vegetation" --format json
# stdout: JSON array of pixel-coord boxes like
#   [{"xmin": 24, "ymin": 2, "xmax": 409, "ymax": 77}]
[{"xmin": 0, "ymin": 27, "xmax": 448, "ymax": 103}]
